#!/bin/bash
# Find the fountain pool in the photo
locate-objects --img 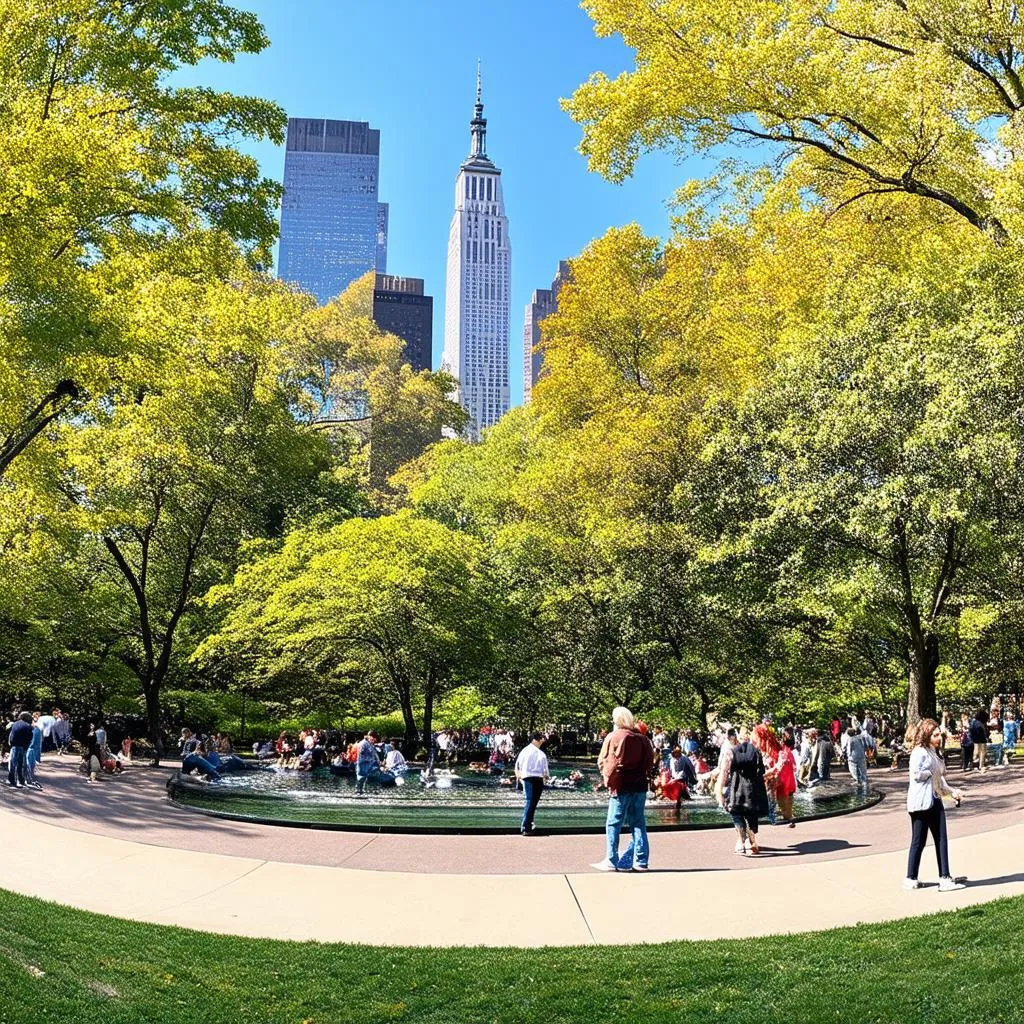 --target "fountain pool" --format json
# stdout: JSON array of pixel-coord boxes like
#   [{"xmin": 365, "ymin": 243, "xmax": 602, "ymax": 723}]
[{"xmin": 167, "ymin": 763, "xmax": 882, "ymax": 834}]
